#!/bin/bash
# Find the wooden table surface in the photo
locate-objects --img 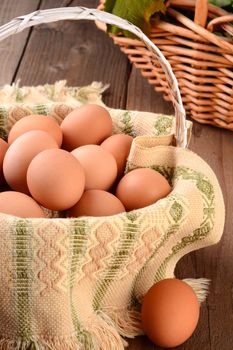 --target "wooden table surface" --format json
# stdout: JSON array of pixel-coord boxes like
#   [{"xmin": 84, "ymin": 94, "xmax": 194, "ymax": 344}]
[{"xmin": 0, "ymin": 1, "xmax": 232, "ymax": 349}]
